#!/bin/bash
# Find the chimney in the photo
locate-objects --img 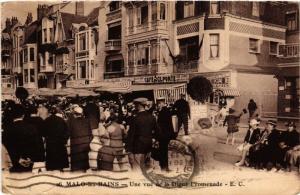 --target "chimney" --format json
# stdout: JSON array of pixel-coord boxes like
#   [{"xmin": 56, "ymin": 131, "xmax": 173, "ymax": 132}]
[
  {"xmin": 75, "ymin": 1, "xmax": 84, "ymax": 16},
  {"xmin": 5, "ymin": 18, "xmax": 11, "ymax": 29},
  {"xmin": 37, "ymin": 4, "xmax": 49, "ymax": 20},
  {"xmin": 25, "ymin": 13, "xmax": 33, "ymax": 25},
  {"xmin": 11, "ymin": 17, "xmax": 18, "ymax": 26}
]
